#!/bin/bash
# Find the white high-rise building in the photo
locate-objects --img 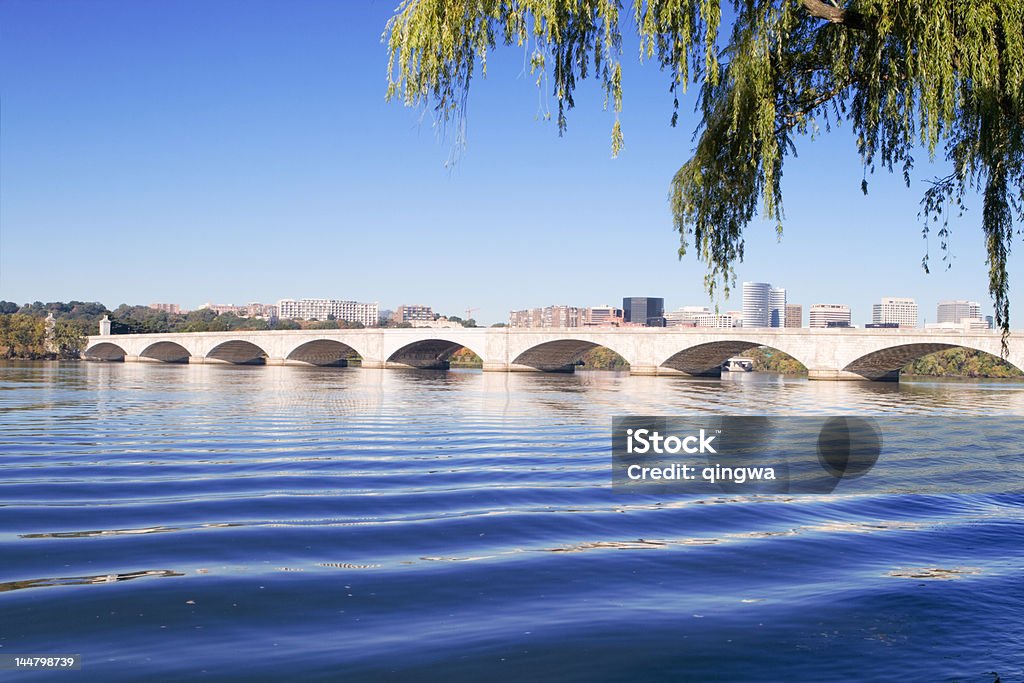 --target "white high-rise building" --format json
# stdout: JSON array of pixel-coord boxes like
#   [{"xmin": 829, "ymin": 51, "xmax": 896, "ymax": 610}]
[
  {"xmin": 742, "ymin": 282, "xmax": 786, "ymax": 328},
  {"xmin": 769, "ymin": 287, "xmax": 787, "ymax": 327},
  {"xmin": 809, "ymin": 304, "xmax": 852, "ymax": 329},
  {"xmin": 936, "ymin": 300, "xmax": 982, "ymax": 324},
  {"xmin": 872, "ymin": 297, "xmax": 918, "ymax": 328},
  {"xmin": 742, "ymin": 282, "xmax": 770, "ymax": 328},
  {"xmin": 277, "ymin": 299, "xmax": 379, "ymax": 326}
]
